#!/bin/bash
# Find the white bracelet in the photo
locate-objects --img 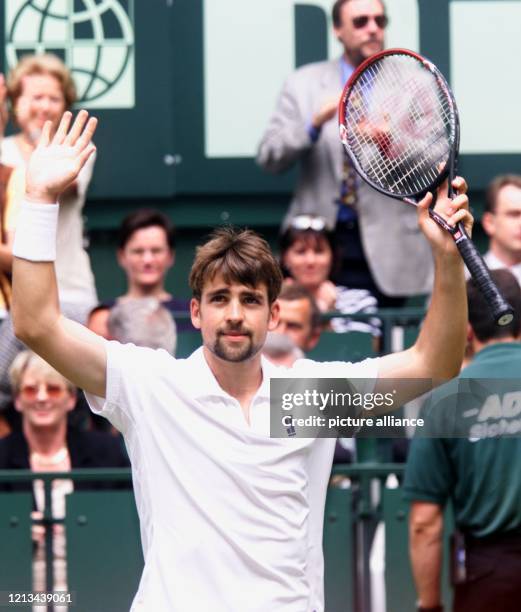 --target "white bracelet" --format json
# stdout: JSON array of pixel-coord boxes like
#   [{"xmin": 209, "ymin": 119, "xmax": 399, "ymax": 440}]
[{"xmin": 12, "ymin": 200, "xmax": 59, "ymax": 262}]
